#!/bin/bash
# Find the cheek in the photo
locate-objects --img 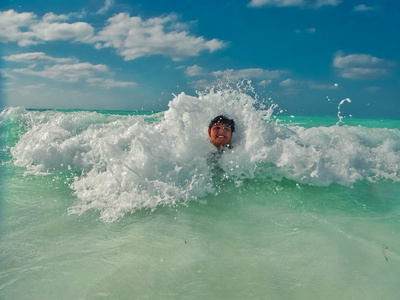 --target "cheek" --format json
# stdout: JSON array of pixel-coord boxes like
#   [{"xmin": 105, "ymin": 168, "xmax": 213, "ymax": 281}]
[{"xmin": 210, "ymin": 130, "xmax": 218, "ymax": 138}]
